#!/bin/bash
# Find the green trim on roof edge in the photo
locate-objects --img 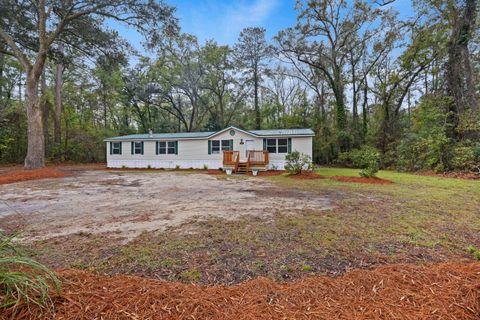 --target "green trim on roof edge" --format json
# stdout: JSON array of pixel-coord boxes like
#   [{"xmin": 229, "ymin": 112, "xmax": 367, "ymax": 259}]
[{"xmin": 104, "ymin": 126, "xmax": 314, "ymax": 141}]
